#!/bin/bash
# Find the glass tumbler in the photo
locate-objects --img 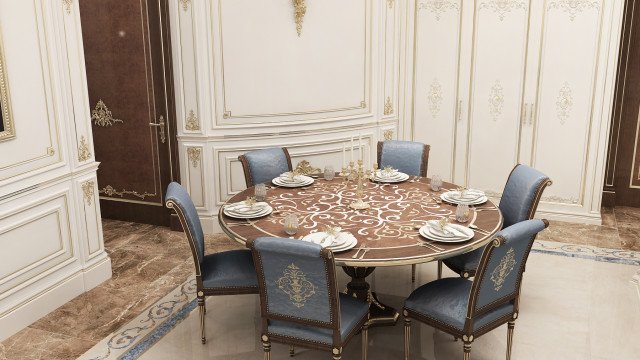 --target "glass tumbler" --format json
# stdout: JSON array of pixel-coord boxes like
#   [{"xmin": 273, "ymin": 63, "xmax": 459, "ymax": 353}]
[
  {"xmin": 324, "ymin": 166, "xmax": 335, "ymax": 181},
  {"xmin": 430, "ymin": 174, "xmax": 443, "ymax": 191},
  {"xmin": 254, "ymin": 183, "xmax": 267, "ymax": 202},
  {"xmin": 455, "ymin": 203, "xmax": 471, "ymax": 223},
  {"xmin": 283, "ymin": 214, "xmax": 299, "ymax": 236}
]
